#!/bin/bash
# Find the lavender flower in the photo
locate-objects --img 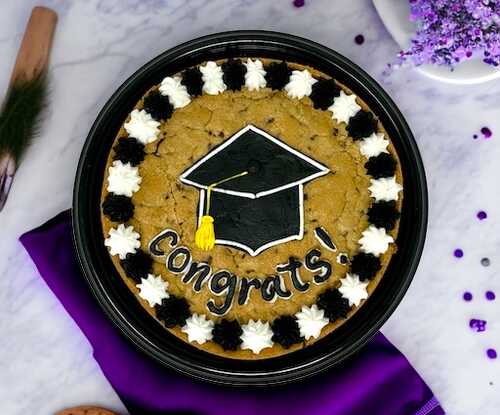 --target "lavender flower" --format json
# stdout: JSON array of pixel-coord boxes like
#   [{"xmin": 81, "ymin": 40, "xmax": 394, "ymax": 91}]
[{"xmin": 396, "ymin": 0, "xmax": 500, "ymax": 69}]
